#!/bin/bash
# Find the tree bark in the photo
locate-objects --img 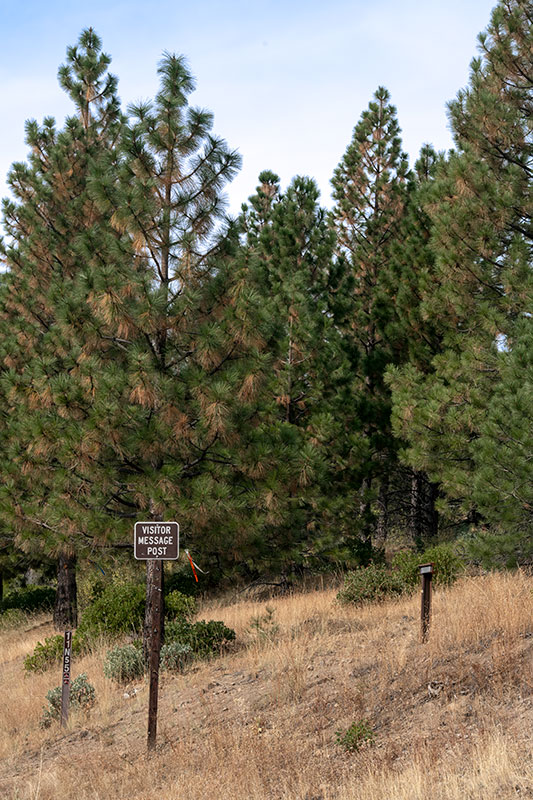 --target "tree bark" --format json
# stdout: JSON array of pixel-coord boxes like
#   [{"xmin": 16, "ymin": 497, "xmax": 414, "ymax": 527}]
[
  {"xmin": 357, "ymin": 476, "xmax": 375, "ymax": 562},
  {"xmin": 410, "ymin": 470, "xmax": 424, "ymax": 551},
  {"xmin": 53, "ymin": 553, "xmax": 78, "ymax": 630},
  {"xmin": 143, "ymin": 558, "xmax": 165, "ymax": 669},
  {"xmin": 376, "ymin": 474, "xmax": 389, "ymax": 543},
  {"xmin": 426, "ymin": 480, "xmax": 440, "ymax": 541}
]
